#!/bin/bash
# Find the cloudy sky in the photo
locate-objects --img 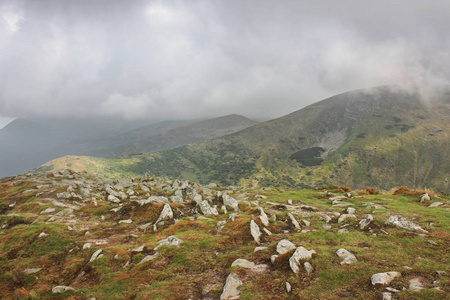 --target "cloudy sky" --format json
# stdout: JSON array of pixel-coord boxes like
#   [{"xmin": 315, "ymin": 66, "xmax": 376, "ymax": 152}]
[{"xmin": 0, "ymin": 0, "xmax": 449, "ymax": 127}]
